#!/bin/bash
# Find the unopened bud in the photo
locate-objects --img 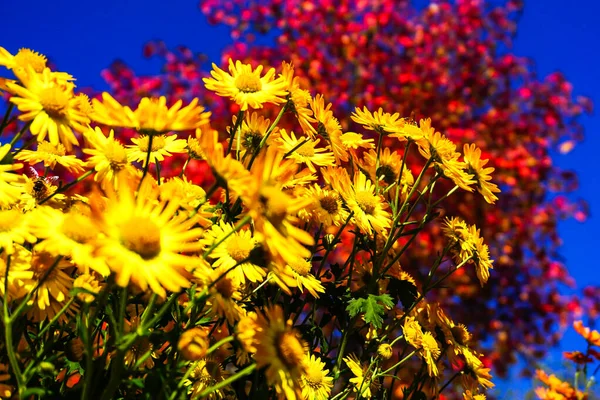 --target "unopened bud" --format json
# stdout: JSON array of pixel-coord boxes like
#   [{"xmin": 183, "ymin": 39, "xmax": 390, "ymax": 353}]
[
  {"xmin": 178, "ymin": 328, "xmax": 210, "ymax": 361},
  {"xmin": 377, "ymin": 343, "xmax": 393, "ymax": 360}
]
